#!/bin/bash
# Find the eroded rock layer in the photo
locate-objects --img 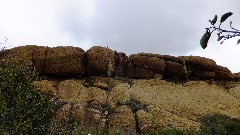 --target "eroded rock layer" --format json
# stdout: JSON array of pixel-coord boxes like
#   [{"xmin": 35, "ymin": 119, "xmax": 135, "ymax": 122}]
[{"xmin": 0, "ymin": 45, "xmax": 238, "ymax": 81}]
